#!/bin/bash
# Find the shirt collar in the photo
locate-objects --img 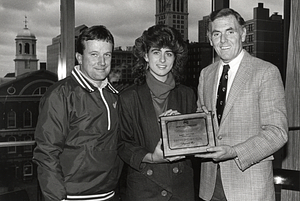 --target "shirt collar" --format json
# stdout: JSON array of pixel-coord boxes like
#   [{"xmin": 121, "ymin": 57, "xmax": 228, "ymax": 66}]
[{"xmin": 221, "ymin": 49, "xmax": 245, "ymax": 70}]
